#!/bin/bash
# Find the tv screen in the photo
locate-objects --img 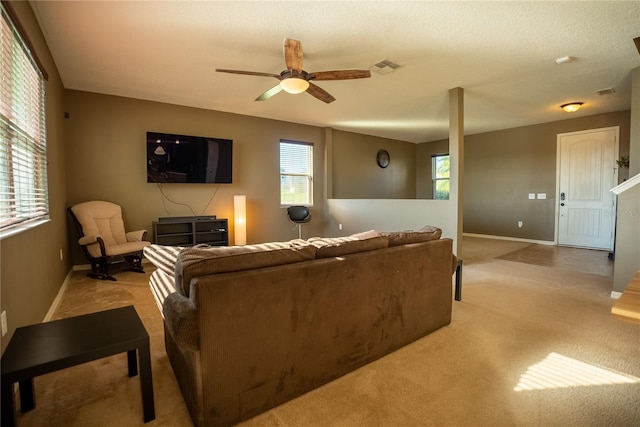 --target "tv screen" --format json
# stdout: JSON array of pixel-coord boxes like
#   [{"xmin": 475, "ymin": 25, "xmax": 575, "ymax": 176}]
[{"xmin": 146, "ymin": 132, "xmax": 233, "ymax": 183}]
